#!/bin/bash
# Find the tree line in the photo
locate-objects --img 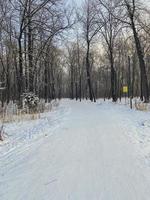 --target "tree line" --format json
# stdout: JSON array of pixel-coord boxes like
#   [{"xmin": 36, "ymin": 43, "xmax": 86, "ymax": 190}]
[{"xmin": 0, "ymin": 0, "xmax": 150, "ymax": 106}]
